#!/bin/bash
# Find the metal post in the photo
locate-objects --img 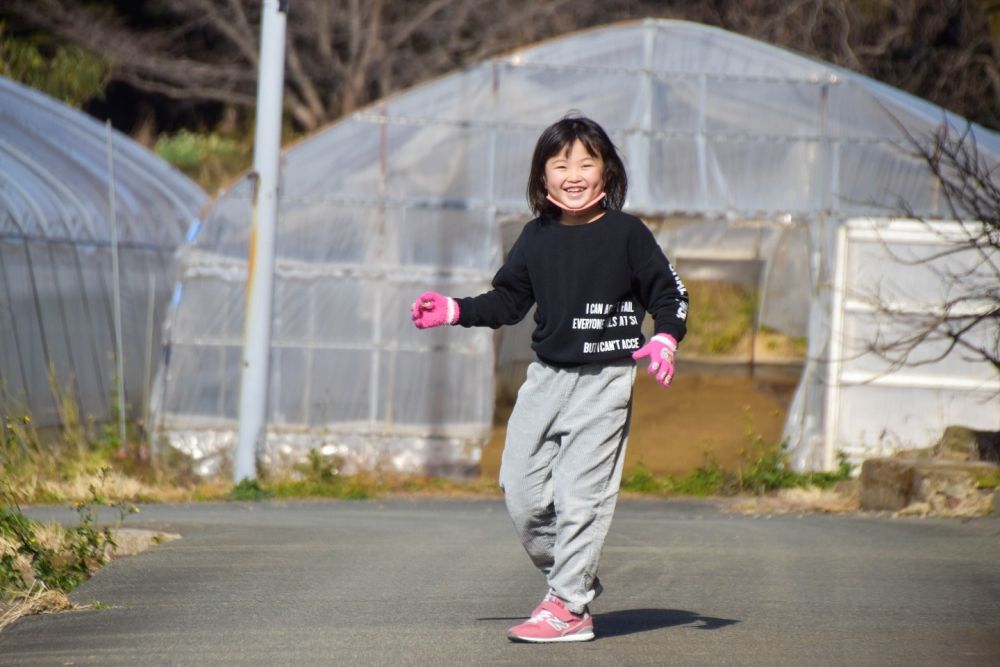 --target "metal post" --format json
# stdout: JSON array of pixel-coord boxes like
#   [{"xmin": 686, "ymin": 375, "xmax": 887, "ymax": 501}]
[
  {"xmin": 106, "ymin": 120, "xmax": 127, "ymax": 455},
  {"xmin": 234, "ymin": 0, "xmax": 288, "ymax": 482},
  {"xmin": 143, "ymin": 273, "xmax": 156, "ymax": 440}
]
